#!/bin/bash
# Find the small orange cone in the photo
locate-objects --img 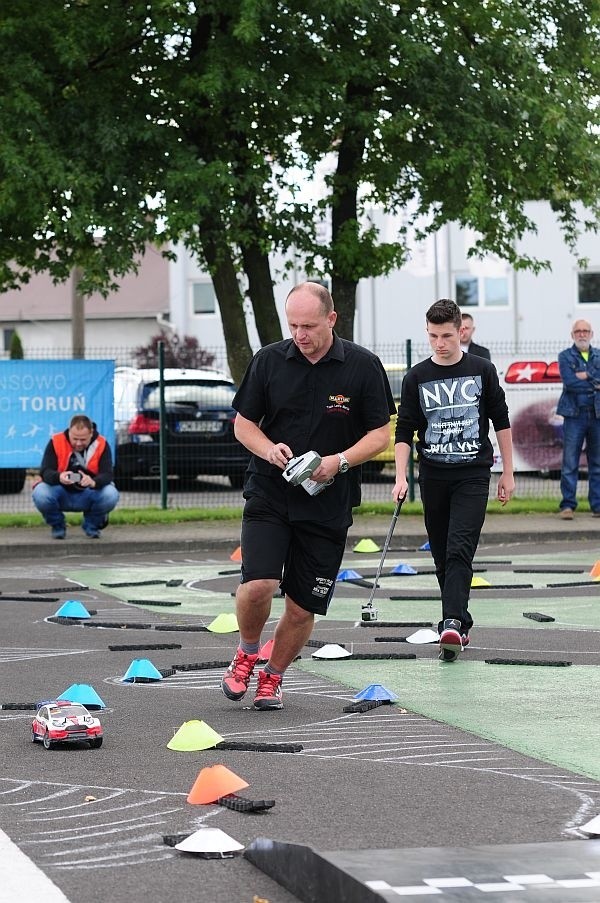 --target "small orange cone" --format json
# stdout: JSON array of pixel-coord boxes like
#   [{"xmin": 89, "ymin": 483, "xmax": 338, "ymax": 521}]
[
  {"xmin": 258, "ymin": 638, "xmax": 274, "ymax": 661},
  {"xmin": 589, "ymin": 560, "xmax": 600, "ymax": 578},
  {"xmin": 230, "ymin": 545, "xmax": 242, "ymax": 563},
  {"xmin": 187, "ymin": 764, "xmax": 249, "ymax": 805}
]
